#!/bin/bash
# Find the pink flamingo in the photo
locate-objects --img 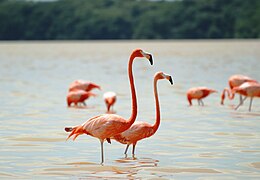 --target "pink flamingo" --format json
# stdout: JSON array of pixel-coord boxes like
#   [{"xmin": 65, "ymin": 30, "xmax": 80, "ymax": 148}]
[
  {"xmin": 64, "ymin": 49, "xmax": 153, "ymax": 164},
  {"xmin": 103, "ymin": 91, "xmax": 117, "ymax": 113},
  {"xmin": 187, "ymin": 87, "xmax": 217, "ymax": 106},
  {"xmin": 67, "ymin": 90, "xmax": 96, "ymax": 107},
  {"xmin": 69, "ymin": 80, "xmax": 101, "ymax": 92},
  {"xmin": 113, "ymin": 72, "xmax": 173, "ymax": 157},
  {"xmin": 221, "ymin": 74, "xmax": 257, "ymax": 105},
  {"xmin": 232, "ymin": 82, "xmax": 260, "ymax": 111}
]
